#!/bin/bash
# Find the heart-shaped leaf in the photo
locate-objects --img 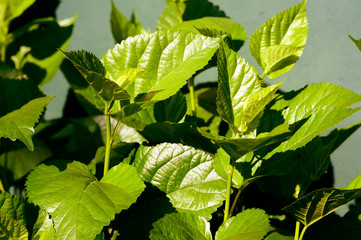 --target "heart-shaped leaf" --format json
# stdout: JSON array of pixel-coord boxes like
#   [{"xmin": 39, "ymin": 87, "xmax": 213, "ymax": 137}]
[
  {"xmin": 26, "ymin": 161, "xmax": 145, "ymax": 240},
  {"xmin": 0, "ymin": 96, "xmax": 53, "ymax": 151},
  {"xmin": 133, "ymin": 143, "xmax": 227, "ymax": 219}
]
